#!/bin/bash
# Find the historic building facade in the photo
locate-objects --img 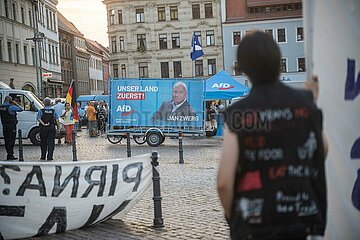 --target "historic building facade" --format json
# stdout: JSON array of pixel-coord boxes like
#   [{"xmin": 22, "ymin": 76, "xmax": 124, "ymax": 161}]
[
  {"xmin": 103, "ymin": 0, "xmax": 223, "ymax": 79},
  {"xmin": 223, "ymin": 0, "xmax": 305, "ymax": 86},
  {"xmin": 86, "ymin": 39, "xmax": 106, "ymax": 95},
  {"xmin": 58, "ymin": 11, "xmax": 73, "ymax": 96},
  {"xmin": 57, "ymin": 11, "xmax": 90, "ymax": 96},
  {"xmin": 0, "ymin": 0, "xmax": 37, "ymax": 92},
  {"xmin": 36, "ymin": 0, "xmax": 62, "ymax": 97}
]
